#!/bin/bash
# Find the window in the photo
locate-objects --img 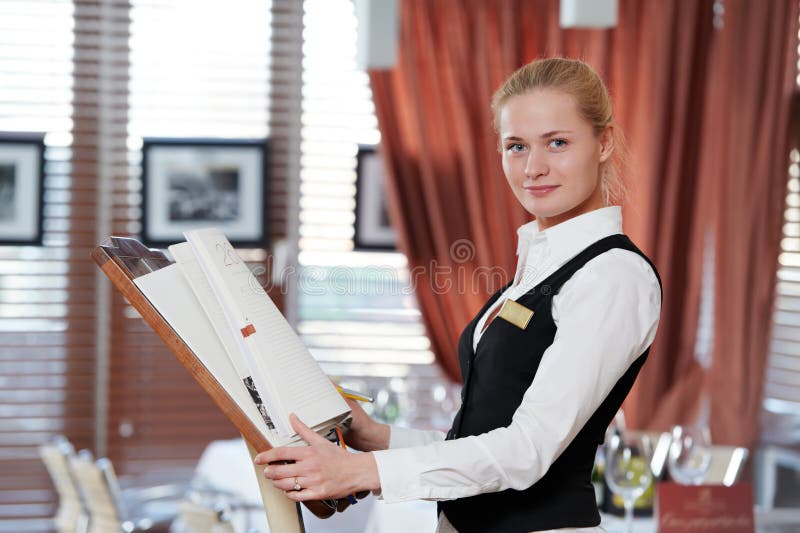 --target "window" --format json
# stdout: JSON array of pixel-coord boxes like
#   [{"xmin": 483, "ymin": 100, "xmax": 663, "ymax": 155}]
[
  {"xmin": 298, "ymin": 0, "xmax": 457, "ymax": 428},
  {"xmin": 761, "ymin": 12, "xmax": 800, "ymax": 444},
  {"xmin": 0, "ymin": 1, "xmax": 296, "ymax": 528},
  {"xmin": 0, "ymin": 1, "xmax": 77, "ymax": 529},
  {"xmin": 763, "ymin": 144, "xmax": 800, "ymax": 443},
  {"xmin": 129, "ymin": 0, "xmax": 271, "ymax": 141},
  {"xmin": 0, "ymin": 2, "xmax": 455, "ymax": 529}
]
